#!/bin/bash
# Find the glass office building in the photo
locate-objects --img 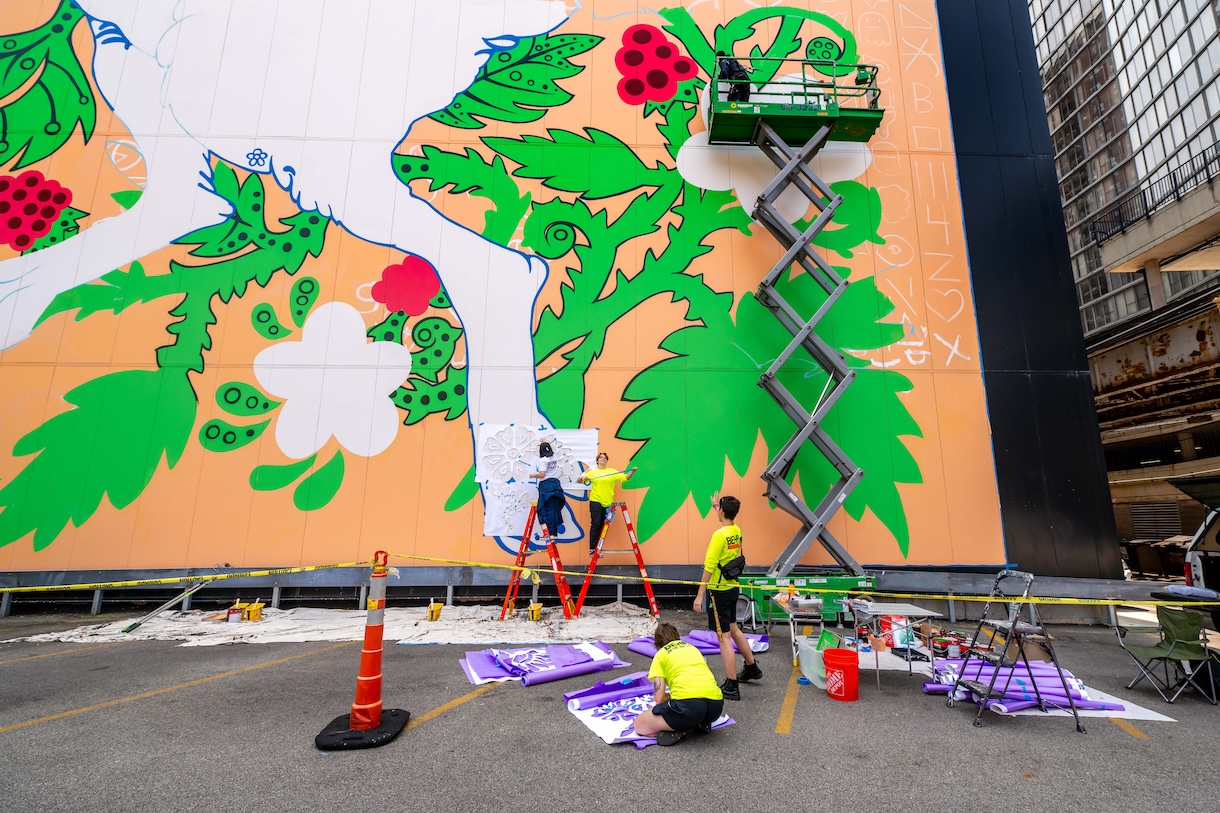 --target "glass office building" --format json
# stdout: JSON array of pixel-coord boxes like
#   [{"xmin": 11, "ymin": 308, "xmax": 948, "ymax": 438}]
[{"xmin": 1030, "ymin": 0, "xmax": 1220, "ymax": 338}]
